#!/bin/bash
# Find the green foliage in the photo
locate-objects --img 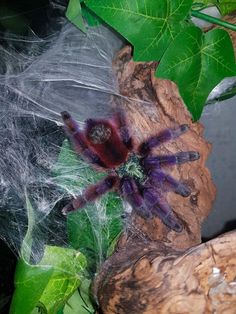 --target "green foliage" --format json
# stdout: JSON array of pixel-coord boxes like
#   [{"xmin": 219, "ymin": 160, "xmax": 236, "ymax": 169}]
[
  {"xmin": 193, "ymin": 0, "xmax": 236, "ymax": 15},
  {"xmin": 38, "ymin": 247, "xmax": 86, "ymax": 313},
  {"xmin": 10, "ymin": 259, "xmax": 54, "ymax": 314},
  {"xmin": 10, "ymin": 190, "xmax": 87, "ymax": 314},
  {"xmin": 53, "ymin": 139, "xmax": 104, "ymax": 192},
  {"xmin": 54, "ymin": 140, "xmax": 123, "ymax": 273},
  {"xmin": 85, "ymin": 0, "xmax": 193, "ymax": 61},
  {"xmin": 66, "ymin": 0, "xmax": 236, "ymax": 120},
  {"xmin": 66, "ymin": 0, "xmax": 101, "ymax": 30},
  {"xmin": 66, "ymin": 0, "xmax": 86, "ymax": 32},
  {"xmin": 63, "ymin": 280, "xmax": 95, "ymax": 314},
  {"xmin": 10, "ymin": 246, "xmax": 86, "ymax": 314},
  {"xmin": 81, "ymin": 3, "xmax": 102, "ymax": 27},
  {"xmin": 156, "ymin": 26, "xmax": 236, "ymax": 120}
]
